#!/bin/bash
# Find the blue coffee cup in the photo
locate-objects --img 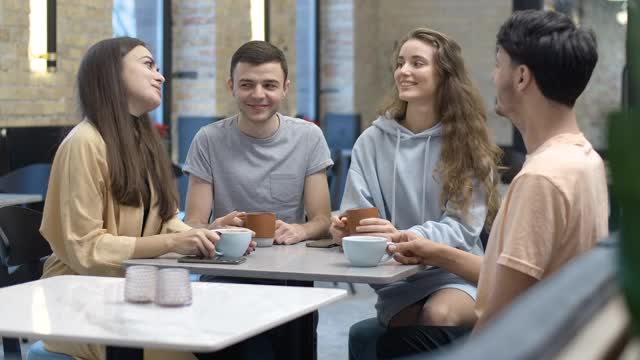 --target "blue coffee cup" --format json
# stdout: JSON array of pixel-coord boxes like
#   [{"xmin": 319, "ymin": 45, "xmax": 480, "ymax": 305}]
[
  {"xmin": 342, "ymin": 236, "xmax": 393, "ymax": 267},
  {"xmin": 214, "ymin": 229, "xmax": 252, "ymax": 258}
]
